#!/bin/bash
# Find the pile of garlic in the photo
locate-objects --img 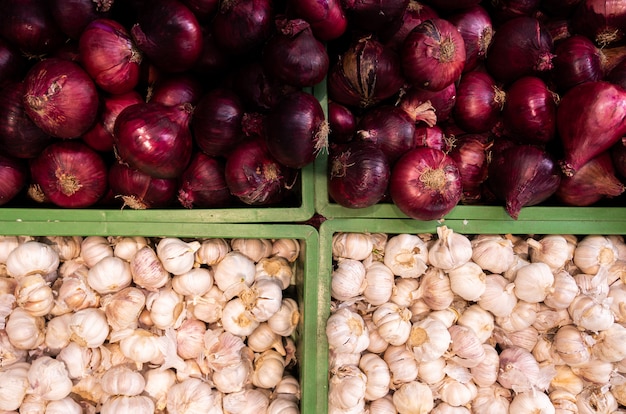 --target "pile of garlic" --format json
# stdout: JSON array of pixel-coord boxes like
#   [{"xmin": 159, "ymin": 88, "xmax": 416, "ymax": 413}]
[
  {"xmin": 326, "ymin": 227, "xmax": 626, "ymax": 413},
  {"xmin": 0, "ymin": 235, "xmax": 302, "ymax": 413}
]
